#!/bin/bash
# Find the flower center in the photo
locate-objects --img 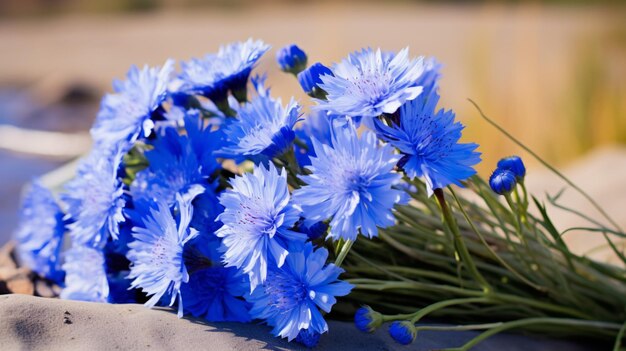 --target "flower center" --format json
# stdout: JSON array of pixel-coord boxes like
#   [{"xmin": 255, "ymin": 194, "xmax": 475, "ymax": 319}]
[{"xmin": 264, "ymin": 270, "xmax": 308, "ymax": 311}]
